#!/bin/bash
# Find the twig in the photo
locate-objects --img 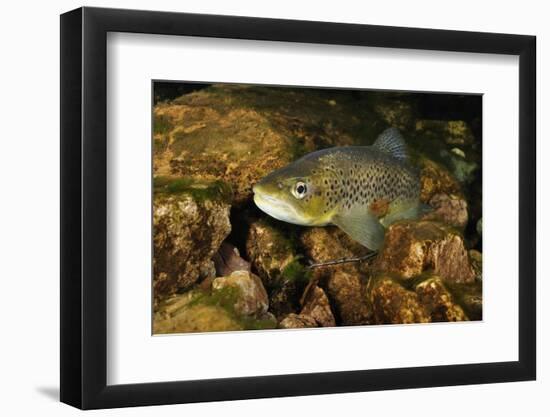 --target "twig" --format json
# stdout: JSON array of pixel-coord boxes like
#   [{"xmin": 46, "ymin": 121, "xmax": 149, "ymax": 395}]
[{"xmin": 307, "ymin": 251, "xmax": 378, "ymax": 269}]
